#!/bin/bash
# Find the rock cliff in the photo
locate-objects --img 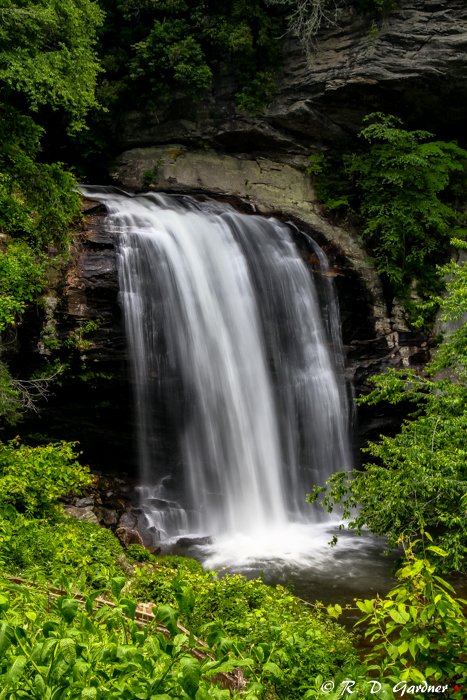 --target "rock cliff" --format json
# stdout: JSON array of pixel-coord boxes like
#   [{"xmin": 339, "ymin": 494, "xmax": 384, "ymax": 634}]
[{"xmin": 117, "ymin": 0, "xmax": 467, "ymax": 154}]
